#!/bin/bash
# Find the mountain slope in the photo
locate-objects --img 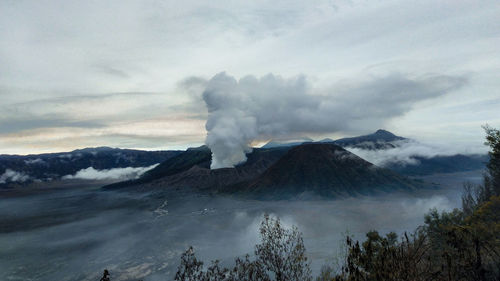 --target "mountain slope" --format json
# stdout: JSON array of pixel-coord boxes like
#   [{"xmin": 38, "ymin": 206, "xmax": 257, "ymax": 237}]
[
  {"xmin": 230, "ymin": 143, "xmax": 420, "ymax": 199},
  {"xmin": 0, "ymin": 147, "xmax": 181, "ymax": 186},
  {"xmin": 332, "ymin": 129, "xmax": 406, "ymax": 149},
  {"xmin": 262, "ymin": 137, "xmax": 313, "ymax": 149},
  {"xmin": 330, "ymin": 130, "xmax": 487, "ymax": 175},
  {"xmin": 386, "ymin": 154, "xmax": 488, "ymax": 175},
  {"xmin": 104, "ymin": 146, "xmax": 292, "ymax": 190},
  {"xmin": 261, "ymin": 130, "xmax": 406, "ymax": 150}
]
